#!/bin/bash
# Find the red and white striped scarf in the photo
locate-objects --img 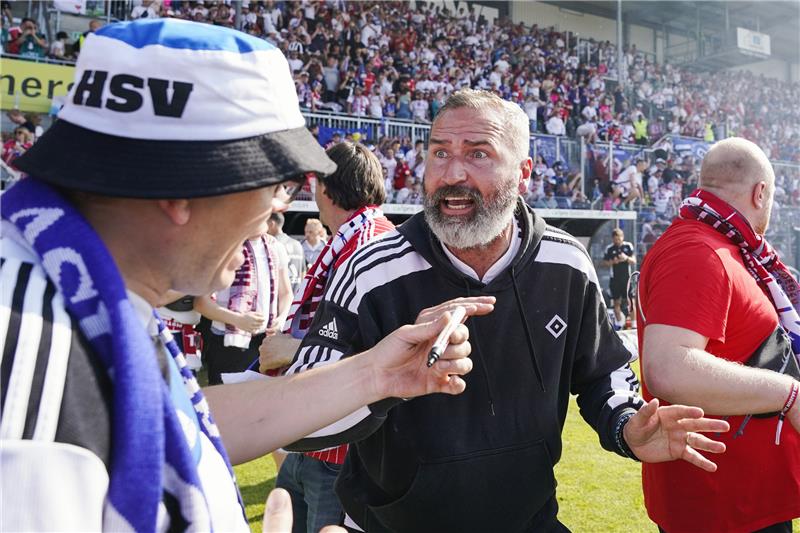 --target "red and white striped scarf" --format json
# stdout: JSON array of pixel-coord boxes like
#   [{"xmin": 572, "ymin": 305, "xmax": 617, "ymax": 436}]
[
  {"xmin": 283, "ymin": 206, "xmax": 384, "ymax": 337},
  {"xmin": 680, "ymin": 189, "xmax": 800, "ymax": 363},
  {"xmin": 224, "ymin": 234, "xmax": 277, "ymax": 348}
]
